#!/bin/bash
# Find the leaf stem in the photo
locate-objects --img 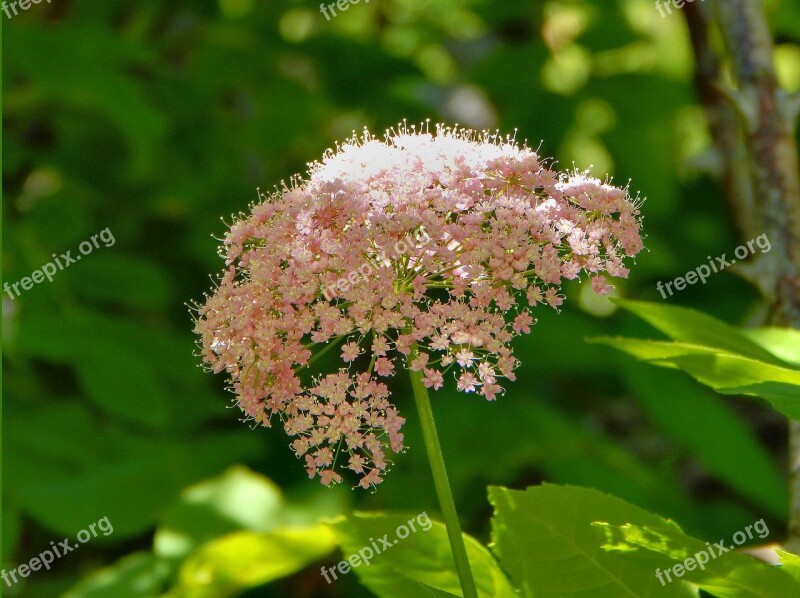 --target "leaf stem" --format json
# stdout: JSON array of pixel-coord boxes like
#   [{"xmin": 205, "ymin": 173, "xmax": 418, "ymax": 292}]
[{"xmin": 408, "ymin": 344, "xmax": 479, "ymax": 598}]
